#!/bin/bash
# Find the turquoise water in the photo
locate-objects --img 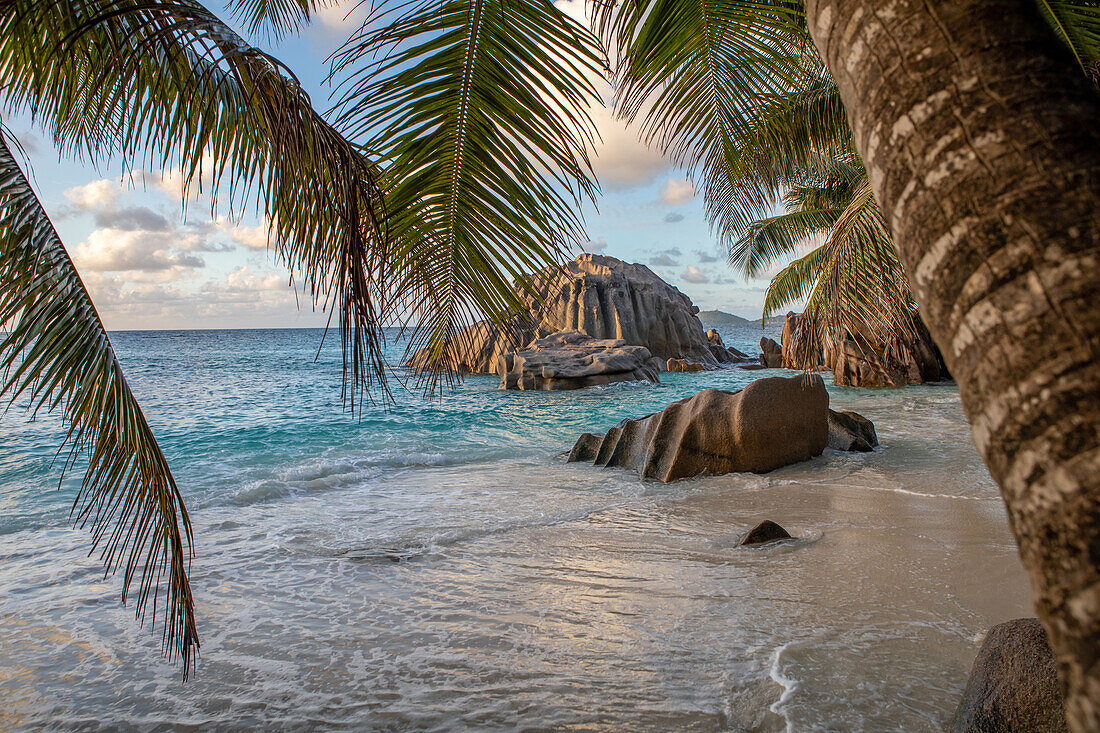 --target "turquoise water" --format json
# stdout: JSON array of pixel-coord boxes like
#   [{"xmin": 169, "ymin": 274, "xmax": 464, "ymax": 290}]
[{"xmin": 0, "ymin": 326, "xmax": 1033, "ymax": 731}]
